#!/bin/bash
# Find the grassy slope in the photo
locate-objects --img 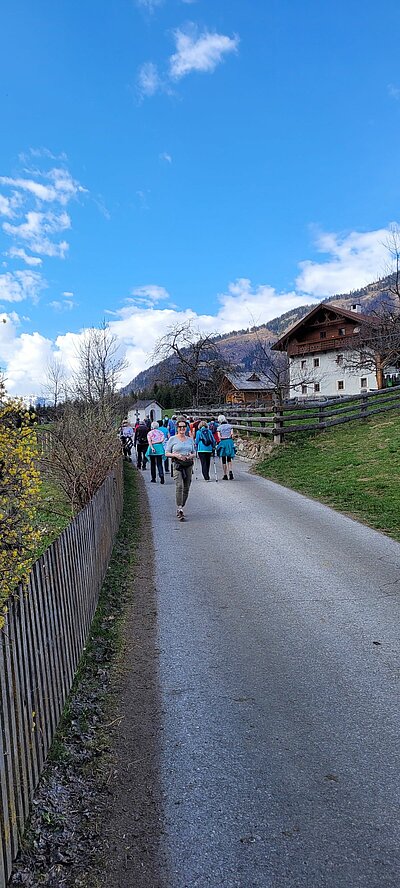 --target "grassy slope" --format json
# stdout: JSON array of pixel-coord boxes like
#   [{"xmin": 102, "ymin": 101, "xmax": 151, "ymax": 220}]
[{"xmin": 256, "ymin": 413, "xmax": 400, "ymax": 541}]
